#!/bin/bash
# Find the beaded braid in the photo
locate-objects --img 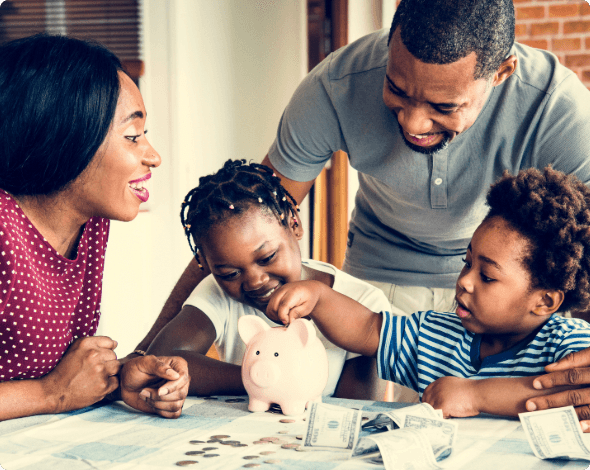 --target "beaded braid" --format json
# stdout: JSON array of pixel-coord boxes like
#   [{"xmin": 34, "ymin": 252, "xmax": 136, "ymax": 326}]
[{"xmin": 180, "ymin": 159, "xmax": 300, "ymax": 270}]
